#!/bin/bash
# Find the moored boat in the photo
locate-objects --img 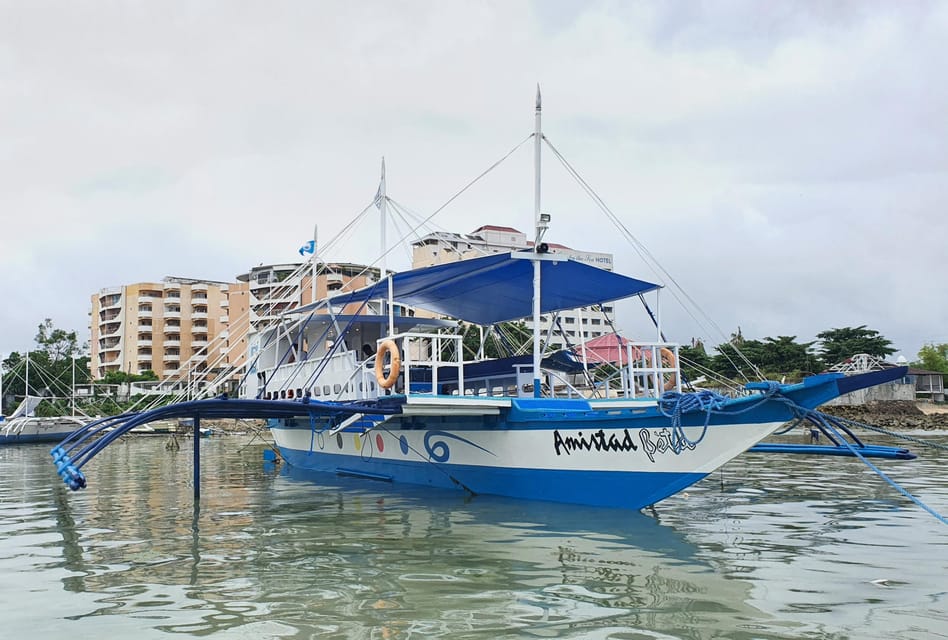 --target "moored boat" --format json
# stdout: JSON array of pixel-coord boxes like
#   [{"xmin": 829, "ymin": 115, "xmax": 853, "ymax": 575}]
[
  {"xmin": 1, "ymin": 397, "xmax": 87, "ymax": 445},
  {"xmin": 50, "ymin": 91, "xmax": 910, "ymax": 510}
]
